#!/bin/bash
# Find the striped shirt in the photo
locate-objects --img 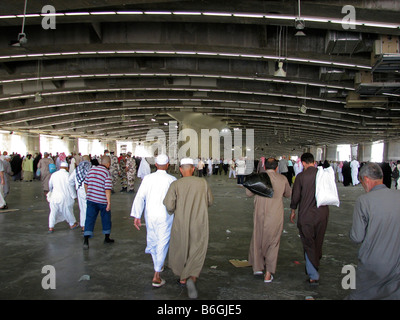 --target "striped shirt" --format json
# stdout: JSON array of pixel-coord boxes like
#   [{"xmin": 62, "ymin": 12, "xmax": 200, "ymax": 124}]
[{"xmin": 84, "ymin": 165, "xmax": 112, "ymax": 204}]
